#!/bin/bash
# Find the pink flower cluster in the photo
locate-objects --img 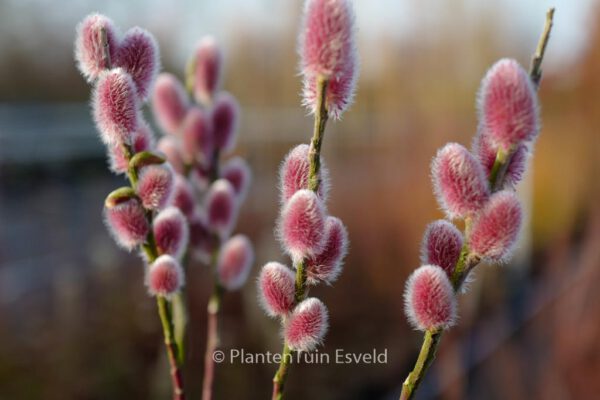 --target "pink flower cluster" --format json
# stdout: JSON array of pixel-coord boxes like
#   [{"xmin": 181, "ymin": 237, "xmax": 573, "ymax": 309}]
[
  {"xmin": 151, "ymin": 36, "xmax": 253, "ymax": 292},
  {"xmin": 299, "ymin": 0, "xmax": 358, "ymax": 120},
  {"xmin": 404, "ymin": 58, "xmax": 539, "ymax": 332},
  {"xmin": 75, "ymin": 14, "xmax": 186, "ymax": 297},
  {"xmin": 258, "ymin": 145, "xmax": 348, "ymax": 352}
]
